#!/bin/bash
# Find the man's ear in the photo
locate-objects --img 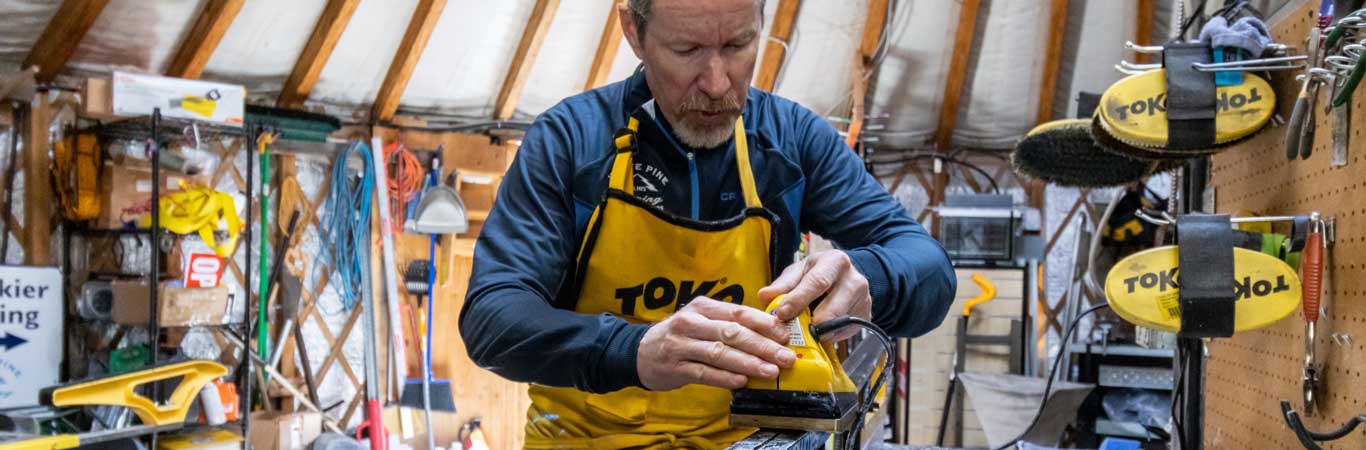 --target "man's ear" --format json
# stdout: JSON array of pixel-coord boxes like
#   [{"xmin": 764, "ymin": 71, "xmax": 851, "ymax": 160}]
[{"xmin": 619, "ymin": 2, "xmax": 645, "ymax": 60}]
